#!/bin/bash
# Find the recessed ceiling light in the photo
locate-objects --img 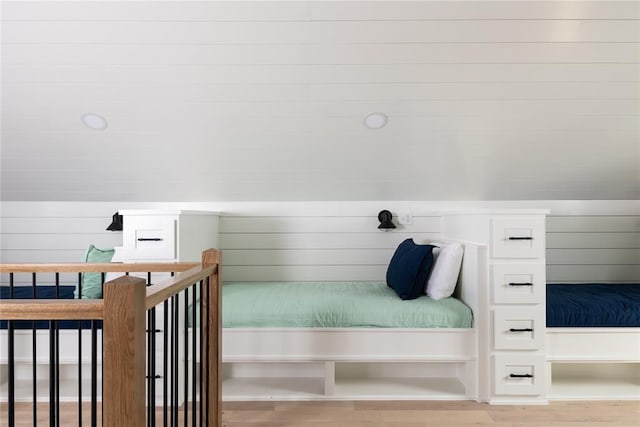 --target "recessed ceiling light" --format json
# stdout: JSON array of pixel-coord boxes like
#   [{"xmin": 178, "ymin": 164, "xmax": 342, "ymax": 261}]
[
  {"xmin": 363, "ymin": 112, "xmax": 388, "ymax": 130},
  {"xmin": 81, "ymin": 113, "xmax": 108, "ymax": 130}
]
